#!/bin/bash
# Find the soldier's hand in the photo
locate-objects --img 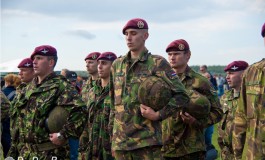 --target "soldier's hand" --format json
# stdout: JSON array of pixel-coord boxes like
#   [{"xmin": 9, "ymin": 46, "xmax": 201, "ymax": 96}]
[
  {"xmin": 140, "ymin": 104, "xmax": 160, "ymax": 121},
  {"xmin": 180, "ymin": 111, "xmax": 197, "ymax": 126},
  {"xmin": 49, "ymin": 133, "xmax": 66, "ymax": 146}
]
